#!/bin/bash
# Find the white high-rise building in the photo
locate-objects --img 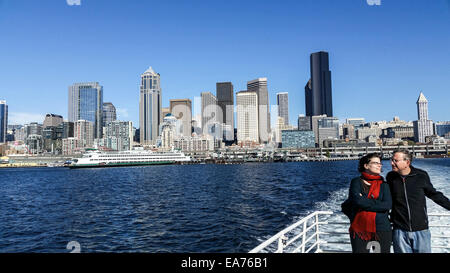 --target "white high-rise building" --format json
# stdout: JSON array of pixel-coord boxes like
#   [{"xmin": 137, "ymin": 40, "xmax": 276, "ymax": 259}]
[
  {"xmin": 417, "ymin": 92, "xmax": 429, "ymax": 120},
  {"xmin": 247, "ymin": 78, "xmax": 270, "ymax": 143},
  {"xmin": 413, "ymin": 92, "xmax": 433, "ymax": 143},
  {"xmin": 236, "ymin": 91, "xmax": 259, "ymax": 143},
  {"xmin": 140, "ymin": 67, "xmax": 162, "ymax": 145}
]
